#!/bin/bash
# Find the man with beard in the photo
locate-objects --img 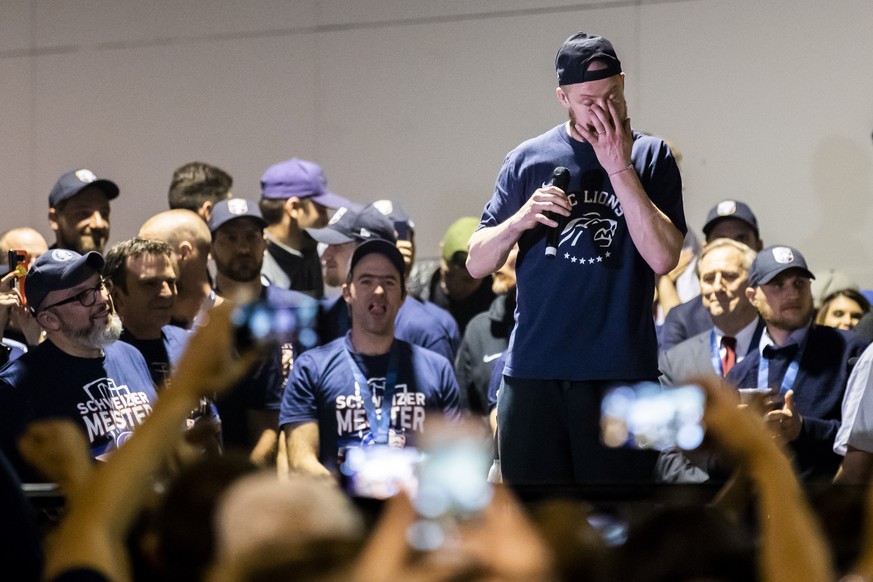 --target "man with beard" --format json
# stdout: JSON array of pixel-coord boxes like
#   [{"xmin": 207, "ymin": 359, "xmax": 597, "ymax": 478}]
[
  {"xmin": 47, "ymin": 169, "xmax": 119, "ymax": 254},
  {"xmin": 0, "ymin": 249, "xmax": 158, "ymax": 480},
  {"xmin": 727, "ymin": 245, "xmax": 868, "ymax": 479},
  {"xmin": 466, "ymin": 32, "xmax": 685, "ymax": 483},
  {"xmin": 258, "ymin": 158, "xmax": 350, "ymax": 298},
  {"xmin": 209, "ymin": 199, "xmax": 316, "ymax": 465}
]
